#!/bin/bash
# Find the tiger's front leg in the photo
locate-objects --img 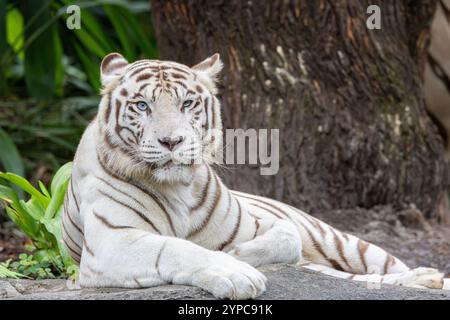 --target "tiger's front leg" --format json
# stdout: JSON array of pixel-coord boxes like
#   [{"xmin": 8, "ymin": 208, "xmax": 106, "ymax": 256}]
[
  {"xmin": 78, "ymin": 201, "xmax": 267, "ymax": 299},
  {"xmin": 228, "ymin": 218, "xmax": 302, "ymax": 267}
]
